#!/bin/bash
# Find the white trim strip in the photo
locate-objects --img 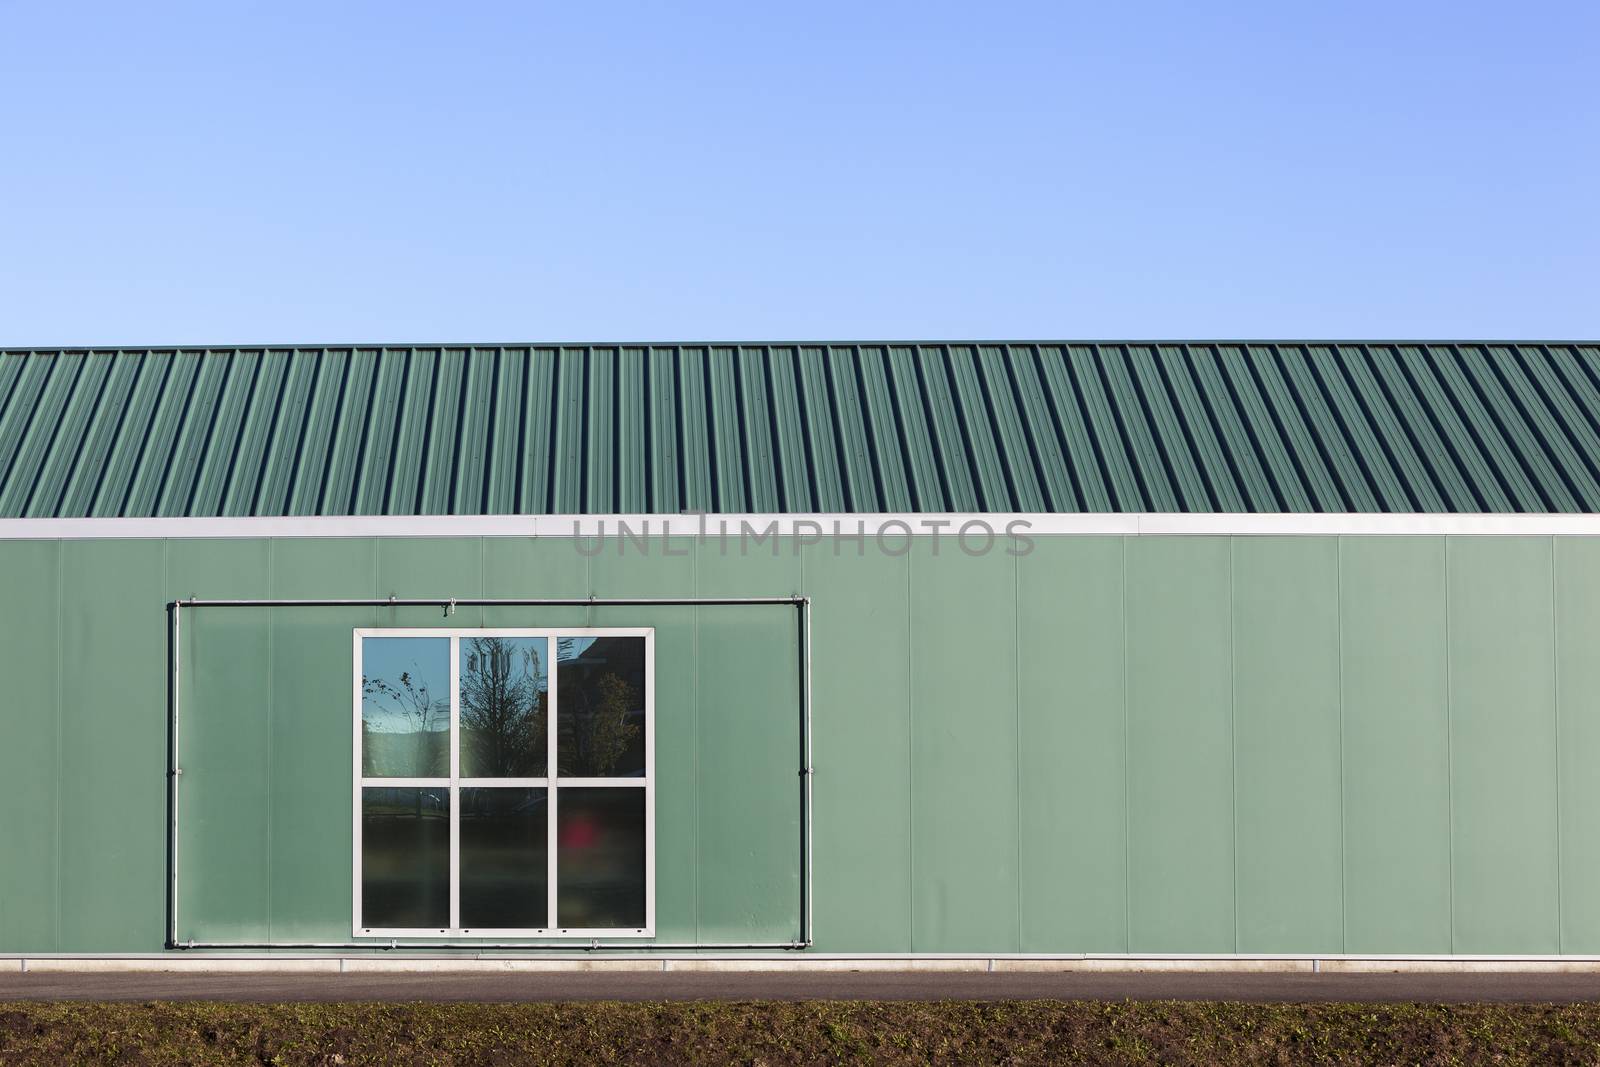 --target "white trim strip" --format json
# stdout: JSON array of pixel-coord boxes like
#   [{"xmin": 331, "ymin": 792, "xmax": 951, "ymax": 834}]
[
  {"xmin": 18, "ymin": 951, "xmax": 1600, "ymax": 961},
  {"xmin": 14, "ymin": 954, "xmax": 1600, "ymax": 973},
  {"xmin": 6, "ymin": 512, "xmax": 1600, "ymax": 539}
]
